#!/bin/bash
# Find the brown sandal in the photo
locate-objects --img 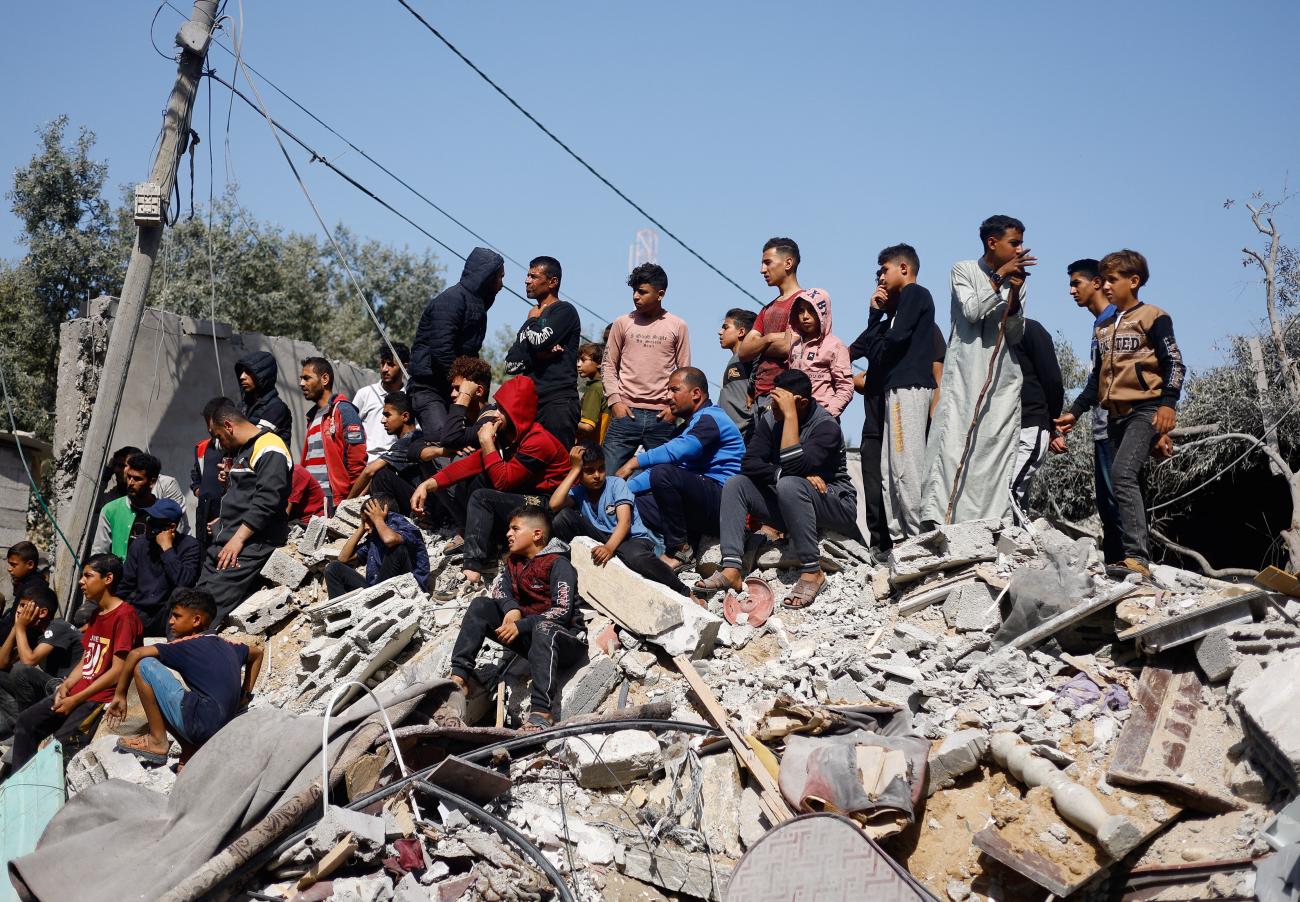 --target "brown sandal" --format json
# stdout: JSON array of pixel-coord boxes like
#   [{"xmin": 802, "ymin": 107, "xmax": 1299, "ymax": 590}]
[
  {"xmin": 692, "ymin": 571, "xmax": 738, "ymax": 599},
  {"xmin": 783, "ymin": 578, "xmax": 825, "ymax": 610}
]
